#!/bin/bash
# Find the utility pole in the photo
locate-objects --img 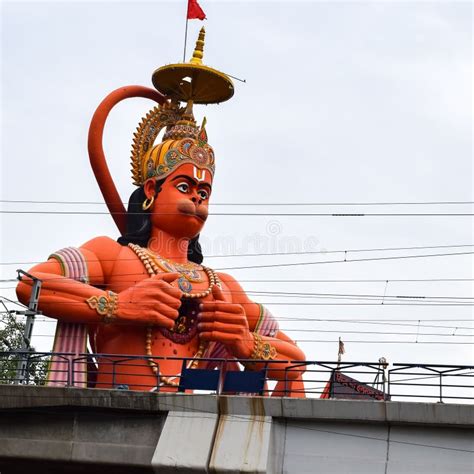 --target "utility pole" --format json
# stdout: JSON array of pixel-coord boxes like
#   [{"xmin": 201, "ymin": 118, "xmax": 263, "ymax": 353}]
[{"xmin": 15, "ymin": 270, "xmax": 42, "ymax": 383}]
